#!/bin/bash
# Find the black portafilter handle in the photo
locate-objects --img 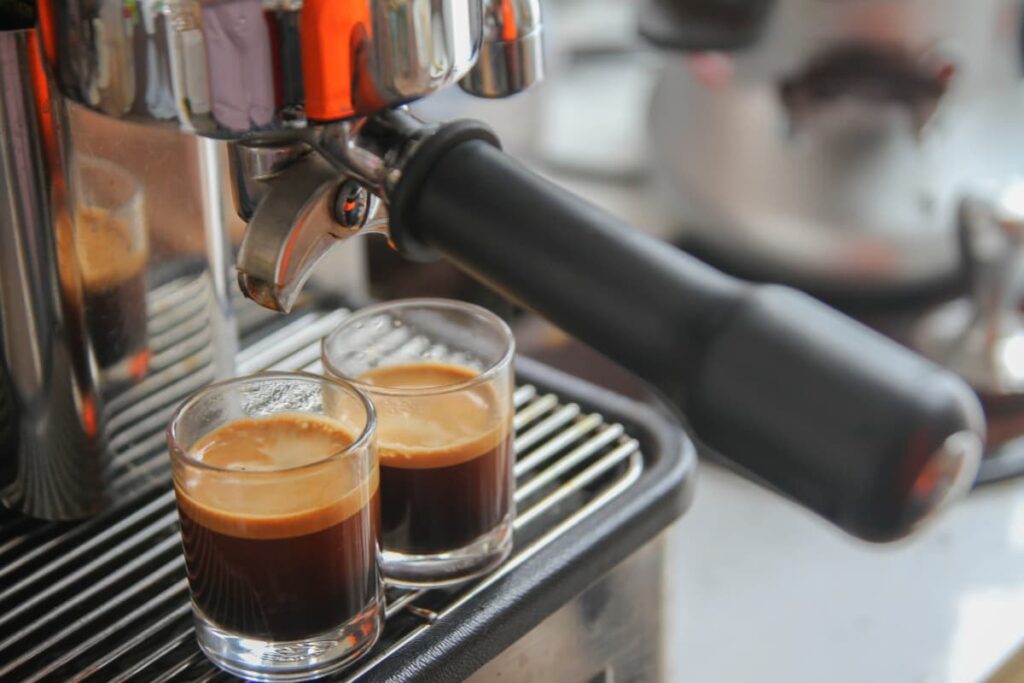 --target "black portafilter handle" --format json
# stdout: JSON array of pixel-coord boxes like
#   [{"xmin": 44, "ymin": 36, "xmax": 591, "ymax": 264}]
[{"xmin": 388, "ymin": 121, "xmax": 985, "ymax": 542}]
